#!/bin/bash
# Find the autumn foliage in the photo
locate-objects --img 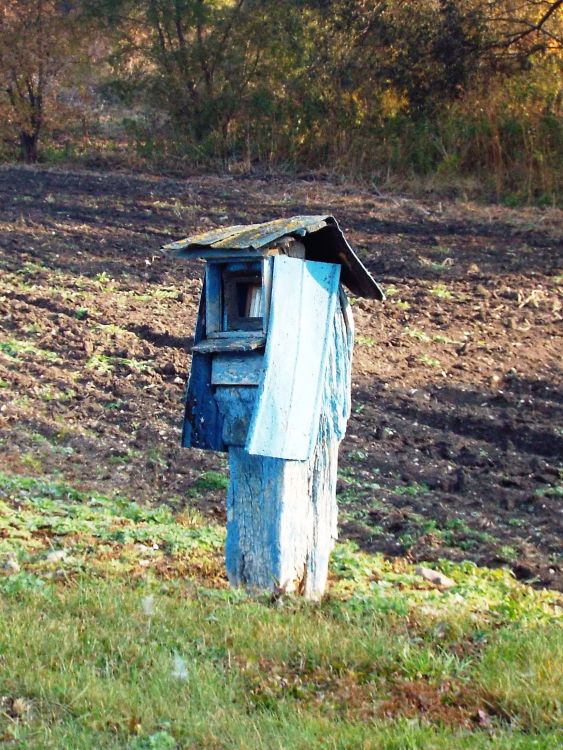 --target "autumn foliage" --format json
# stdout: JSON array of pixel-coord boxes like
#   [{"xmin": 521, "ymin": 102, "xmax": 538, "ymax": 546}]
[{"xmin": 0, "ymin": 0, "xmax": 561, "ymax": 201}]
